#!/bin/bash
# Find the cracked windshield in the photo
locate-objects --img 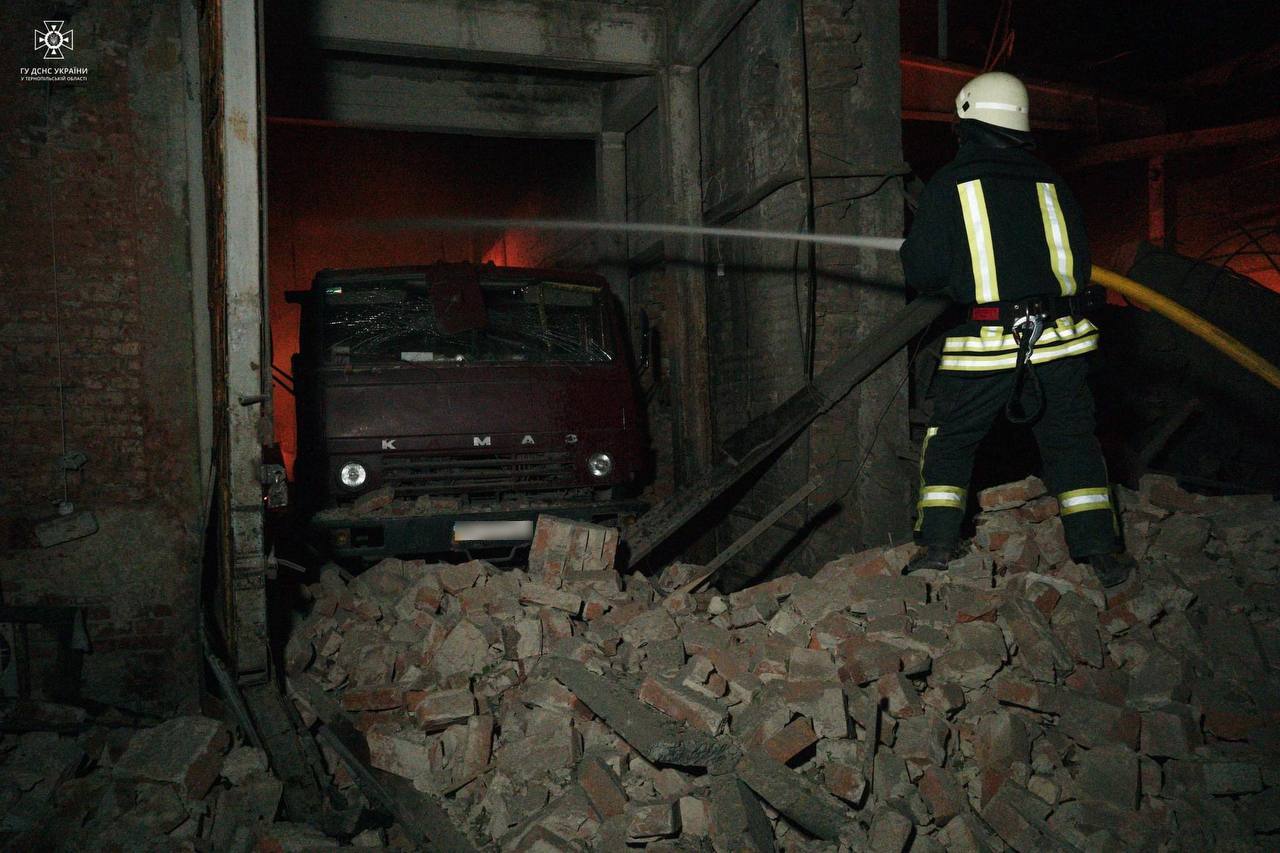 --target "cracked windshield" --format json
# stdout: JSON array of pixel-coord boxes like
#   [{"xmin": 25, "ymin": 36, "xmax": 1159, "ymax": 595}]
[{"xmin": 322, "ymin": 277, "xmax": 614, "ymax": 364}]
